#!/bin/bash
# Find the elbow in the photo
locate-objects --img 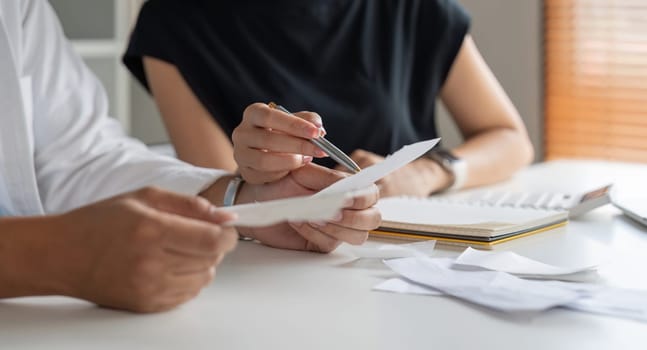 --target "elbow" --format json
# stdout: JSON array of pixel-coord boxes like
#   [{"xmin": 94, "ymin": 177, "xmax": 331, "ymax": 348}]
[{"xmin": 518, "ymin": 132, "xmax": 535, "ymax": 167}]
